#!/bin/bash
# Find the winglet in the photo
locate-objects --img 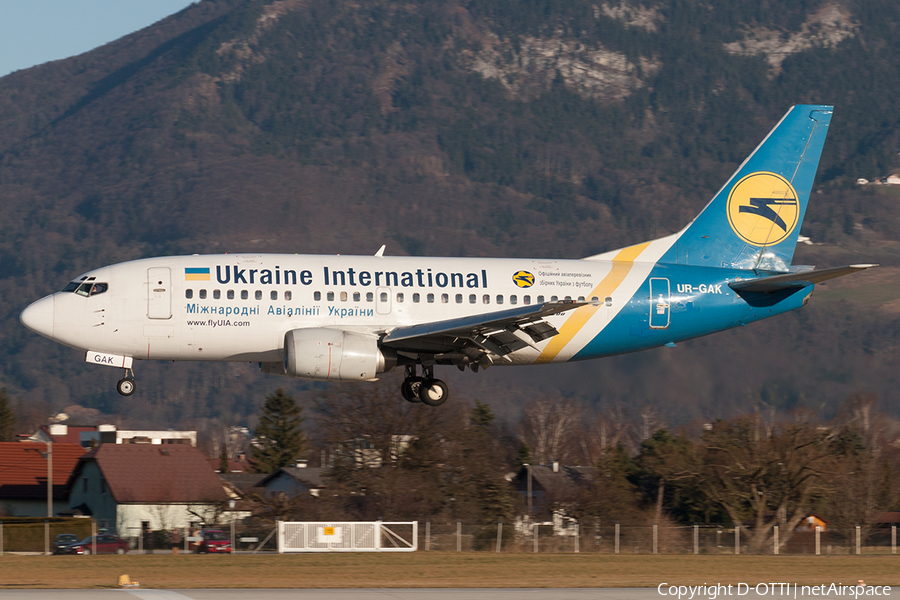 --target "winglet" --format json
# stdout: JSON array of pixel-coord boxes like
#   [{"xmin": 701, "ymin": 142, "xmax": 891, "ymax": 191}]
[{"xmin": 374, "ymin": 245, "xmax": 386, "ymax": 257}]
